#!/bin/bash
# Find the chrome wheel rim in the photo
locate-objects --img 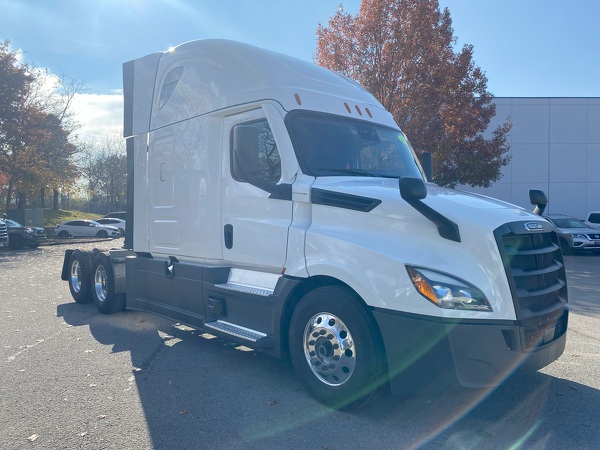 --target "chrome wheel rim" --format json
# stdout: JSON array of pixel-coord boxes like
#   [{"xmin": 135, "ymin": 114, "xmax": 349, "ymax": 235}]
[
  {"xmin": 303, "ymin": 312, "xmax": 356, "ymax": 386},
  {"xmin": 70, "ymin": 260, "xmax": 82, "ymax": 293},
  {"xmin": 94, "ymin": 265, "xmax": 108, "ymax": 302}
]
